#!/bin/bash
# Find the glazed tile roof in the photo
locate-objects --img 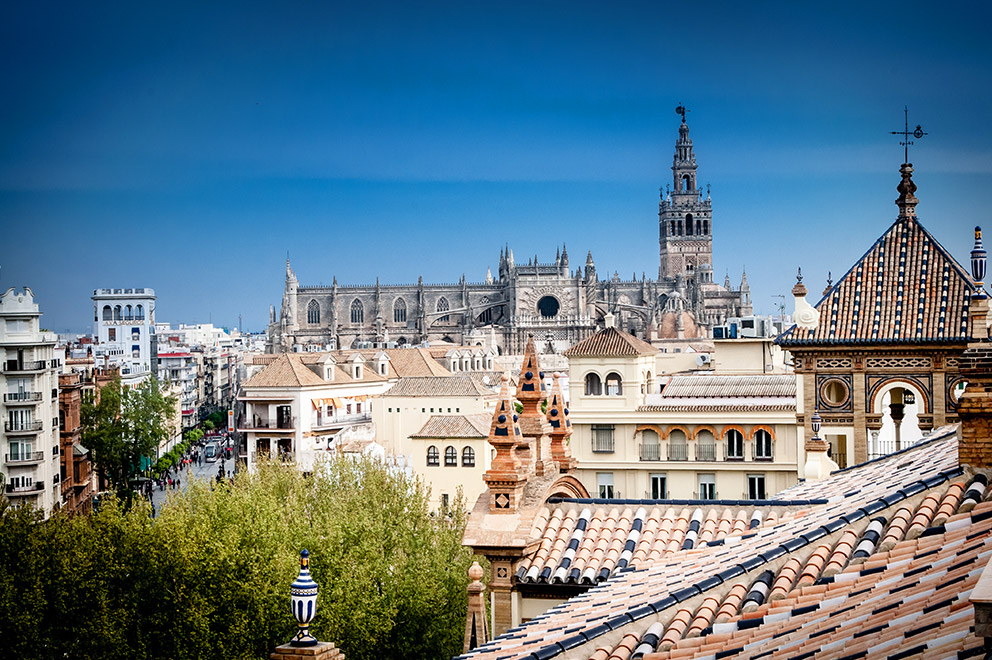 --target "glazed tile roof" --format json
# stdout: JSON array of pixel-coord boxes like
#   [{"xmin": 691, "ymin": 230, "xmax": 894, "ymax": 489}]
[
  {"xmin": 564, "ymin": 327, "xmax": 660, "ymax": 358},
  {"xmin": 778, "ymin": 215, "xmax": 977, "ymax": 346},
  {"xmin": 410, "ymin": 413, "xmax": 492, "ymax": 439},
  {"xmin": 514, "ymin": 499, "xmax": 823, "ymax": 587},
  {"xmin": 458, "ymin": 426, "xmax": 991, "ymax": 659},
  {"xmin": 383, "ymin": 375, "xmax": 493, "ymax": 398}
]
